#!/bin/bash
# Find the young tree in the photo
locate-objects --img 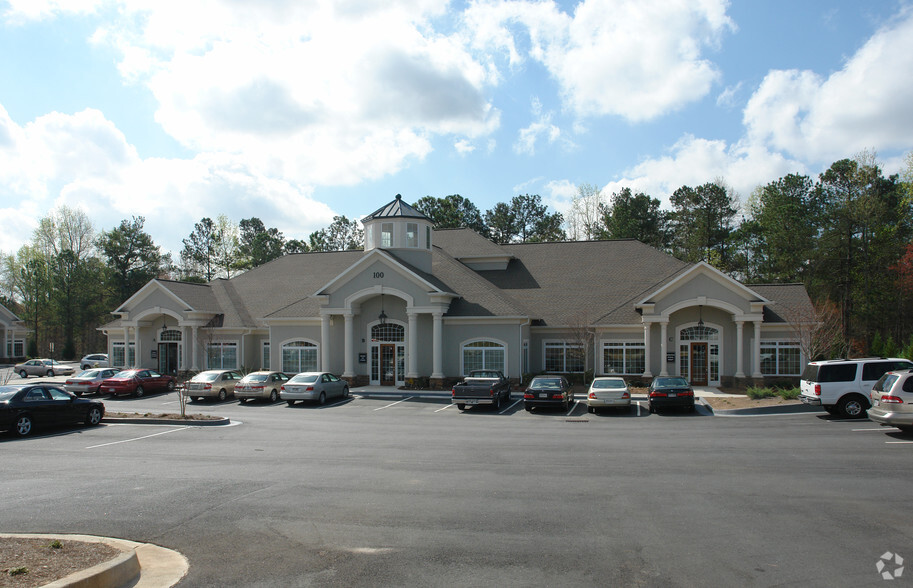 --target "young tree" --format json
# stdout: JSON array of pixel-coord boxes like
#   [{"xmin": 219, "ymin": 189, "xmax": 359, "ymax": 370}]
[
  {"xmin": 97, "ymin": 216, "xmax": 169, "ymax": 302},
  {"xmin": 181, "ymin": 218, "xmax": 220, "ymax": 281},
  {"xmin": 564, "ymin": 183, "xmax": 604, "ymax": 241},
  {"xmin": 214, "ymin": 214, "xmax": 240, "ymax": 279}
]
